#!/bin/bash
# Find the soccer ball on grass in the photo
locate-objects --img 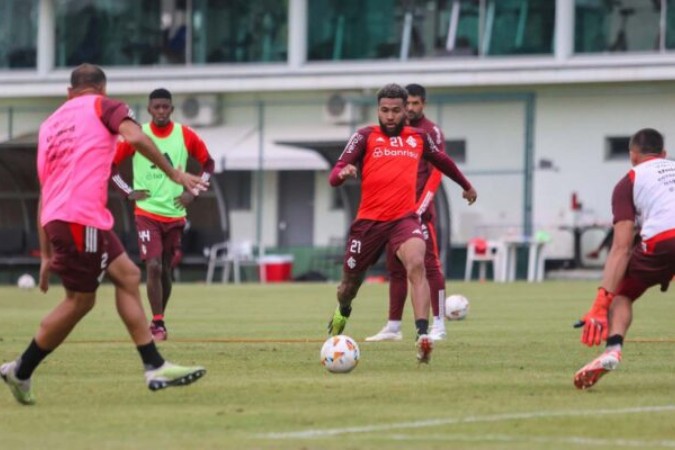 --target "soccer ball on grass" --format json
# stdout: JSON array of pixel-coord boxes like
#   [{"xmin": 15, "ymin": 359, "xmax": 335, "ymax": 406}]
[
  {"xmin": 17, "ymin": 274, "xmax": 36, "ymax": 290},
  {"xmin": 445, "ymin": 294, "xmax": 469, "ymax": 320},
  {"xmin": 320, "ymin": 335, "xmax": 360, "ymax": 373}
]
